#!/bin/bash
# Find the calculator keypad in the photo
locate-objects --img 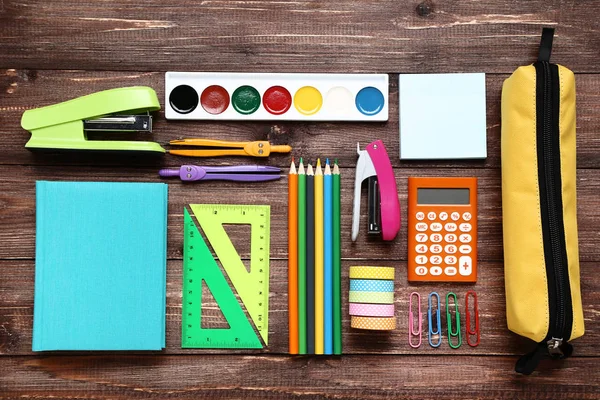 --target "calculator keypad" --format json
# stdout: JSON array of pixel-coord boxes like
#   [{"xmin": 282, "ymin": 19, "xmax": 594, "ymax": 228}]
[
  {"xmin": 407, "ymin": 177, "xmax": 477, "ymax": 282},
  {"xmin": 408, "ymin": 208, "xmax": 476, "ymax": 282}
]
